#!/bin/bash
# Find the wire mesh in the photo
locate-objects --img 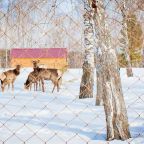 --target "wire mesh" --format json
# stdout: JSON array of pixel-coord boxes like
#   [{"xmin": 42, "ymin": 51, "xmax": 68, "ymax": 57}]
[{"xmin": 0, "ymin": 0, "xmax": 144, "ymax": 144}]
